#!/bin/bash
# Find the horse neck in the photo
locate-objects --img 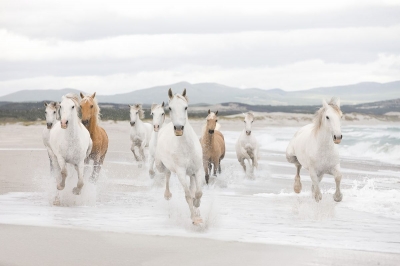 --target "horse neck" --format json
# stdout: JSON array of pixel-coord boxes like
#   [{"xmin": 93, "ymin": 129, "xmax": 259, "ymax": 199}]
[
  {"xmin": 315, "ymin": 124, "xmax": 334, "ymax": 149},
  {"xmin": 202, "ymin": 125, "xmax": 214, "ymax": 145},
  {"xmin": 87, "ymin": 115, "xmax": 99, "ymax": 136}
]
